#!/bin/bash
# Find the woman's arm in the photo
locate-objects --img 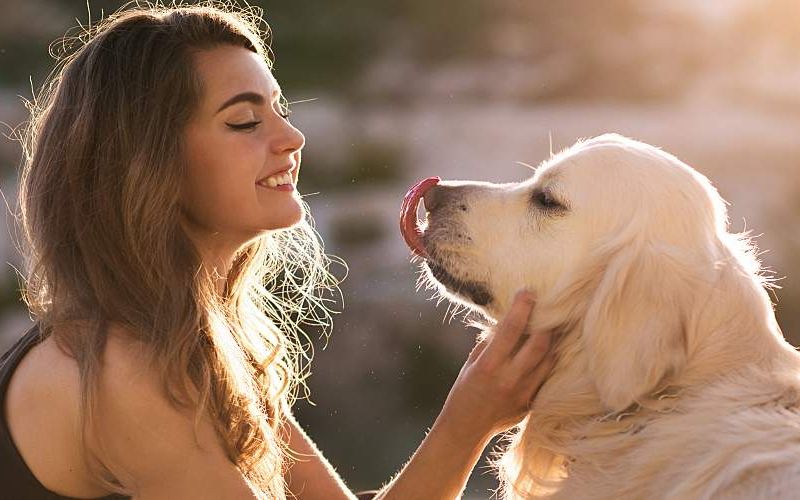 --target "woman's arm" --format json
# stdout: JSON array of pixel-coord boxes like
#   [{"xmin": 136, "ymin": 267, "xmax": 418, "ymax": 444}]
[
  {"xmin": 286, "ymin": 291, "xmax": 553, "ymax": 500},
  {"xmin": 283, "ymin": 411, "xmax": 357, "ymax": 499},
  {"xmin": 374, "ymin": 291, "xmax": 553, "ymax": 499}
]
